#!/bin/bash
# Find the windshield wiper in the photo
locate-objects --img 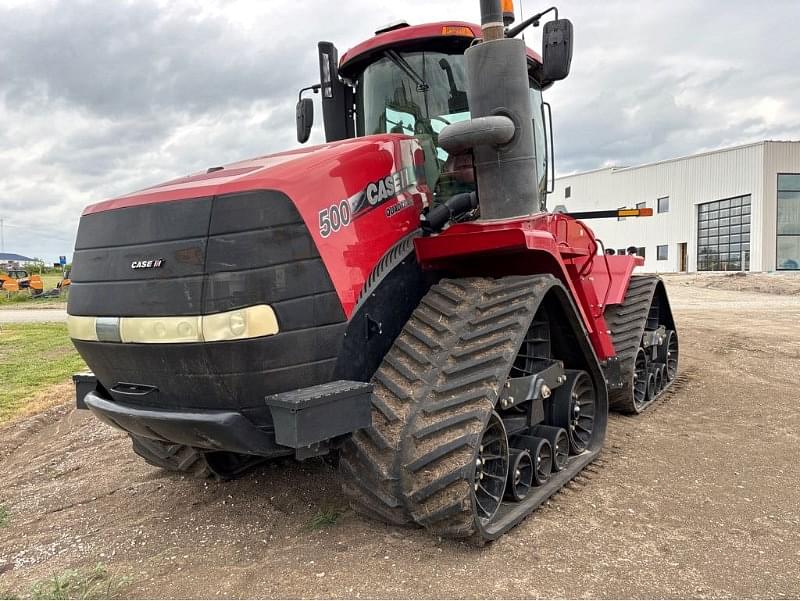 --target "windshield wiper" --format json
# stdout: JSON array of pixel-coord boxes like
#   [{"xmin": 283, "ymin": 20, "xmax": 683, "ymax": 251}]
[{"xmin": 384, "ymin": 50, "xmax": 429, "ymax": 92}]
